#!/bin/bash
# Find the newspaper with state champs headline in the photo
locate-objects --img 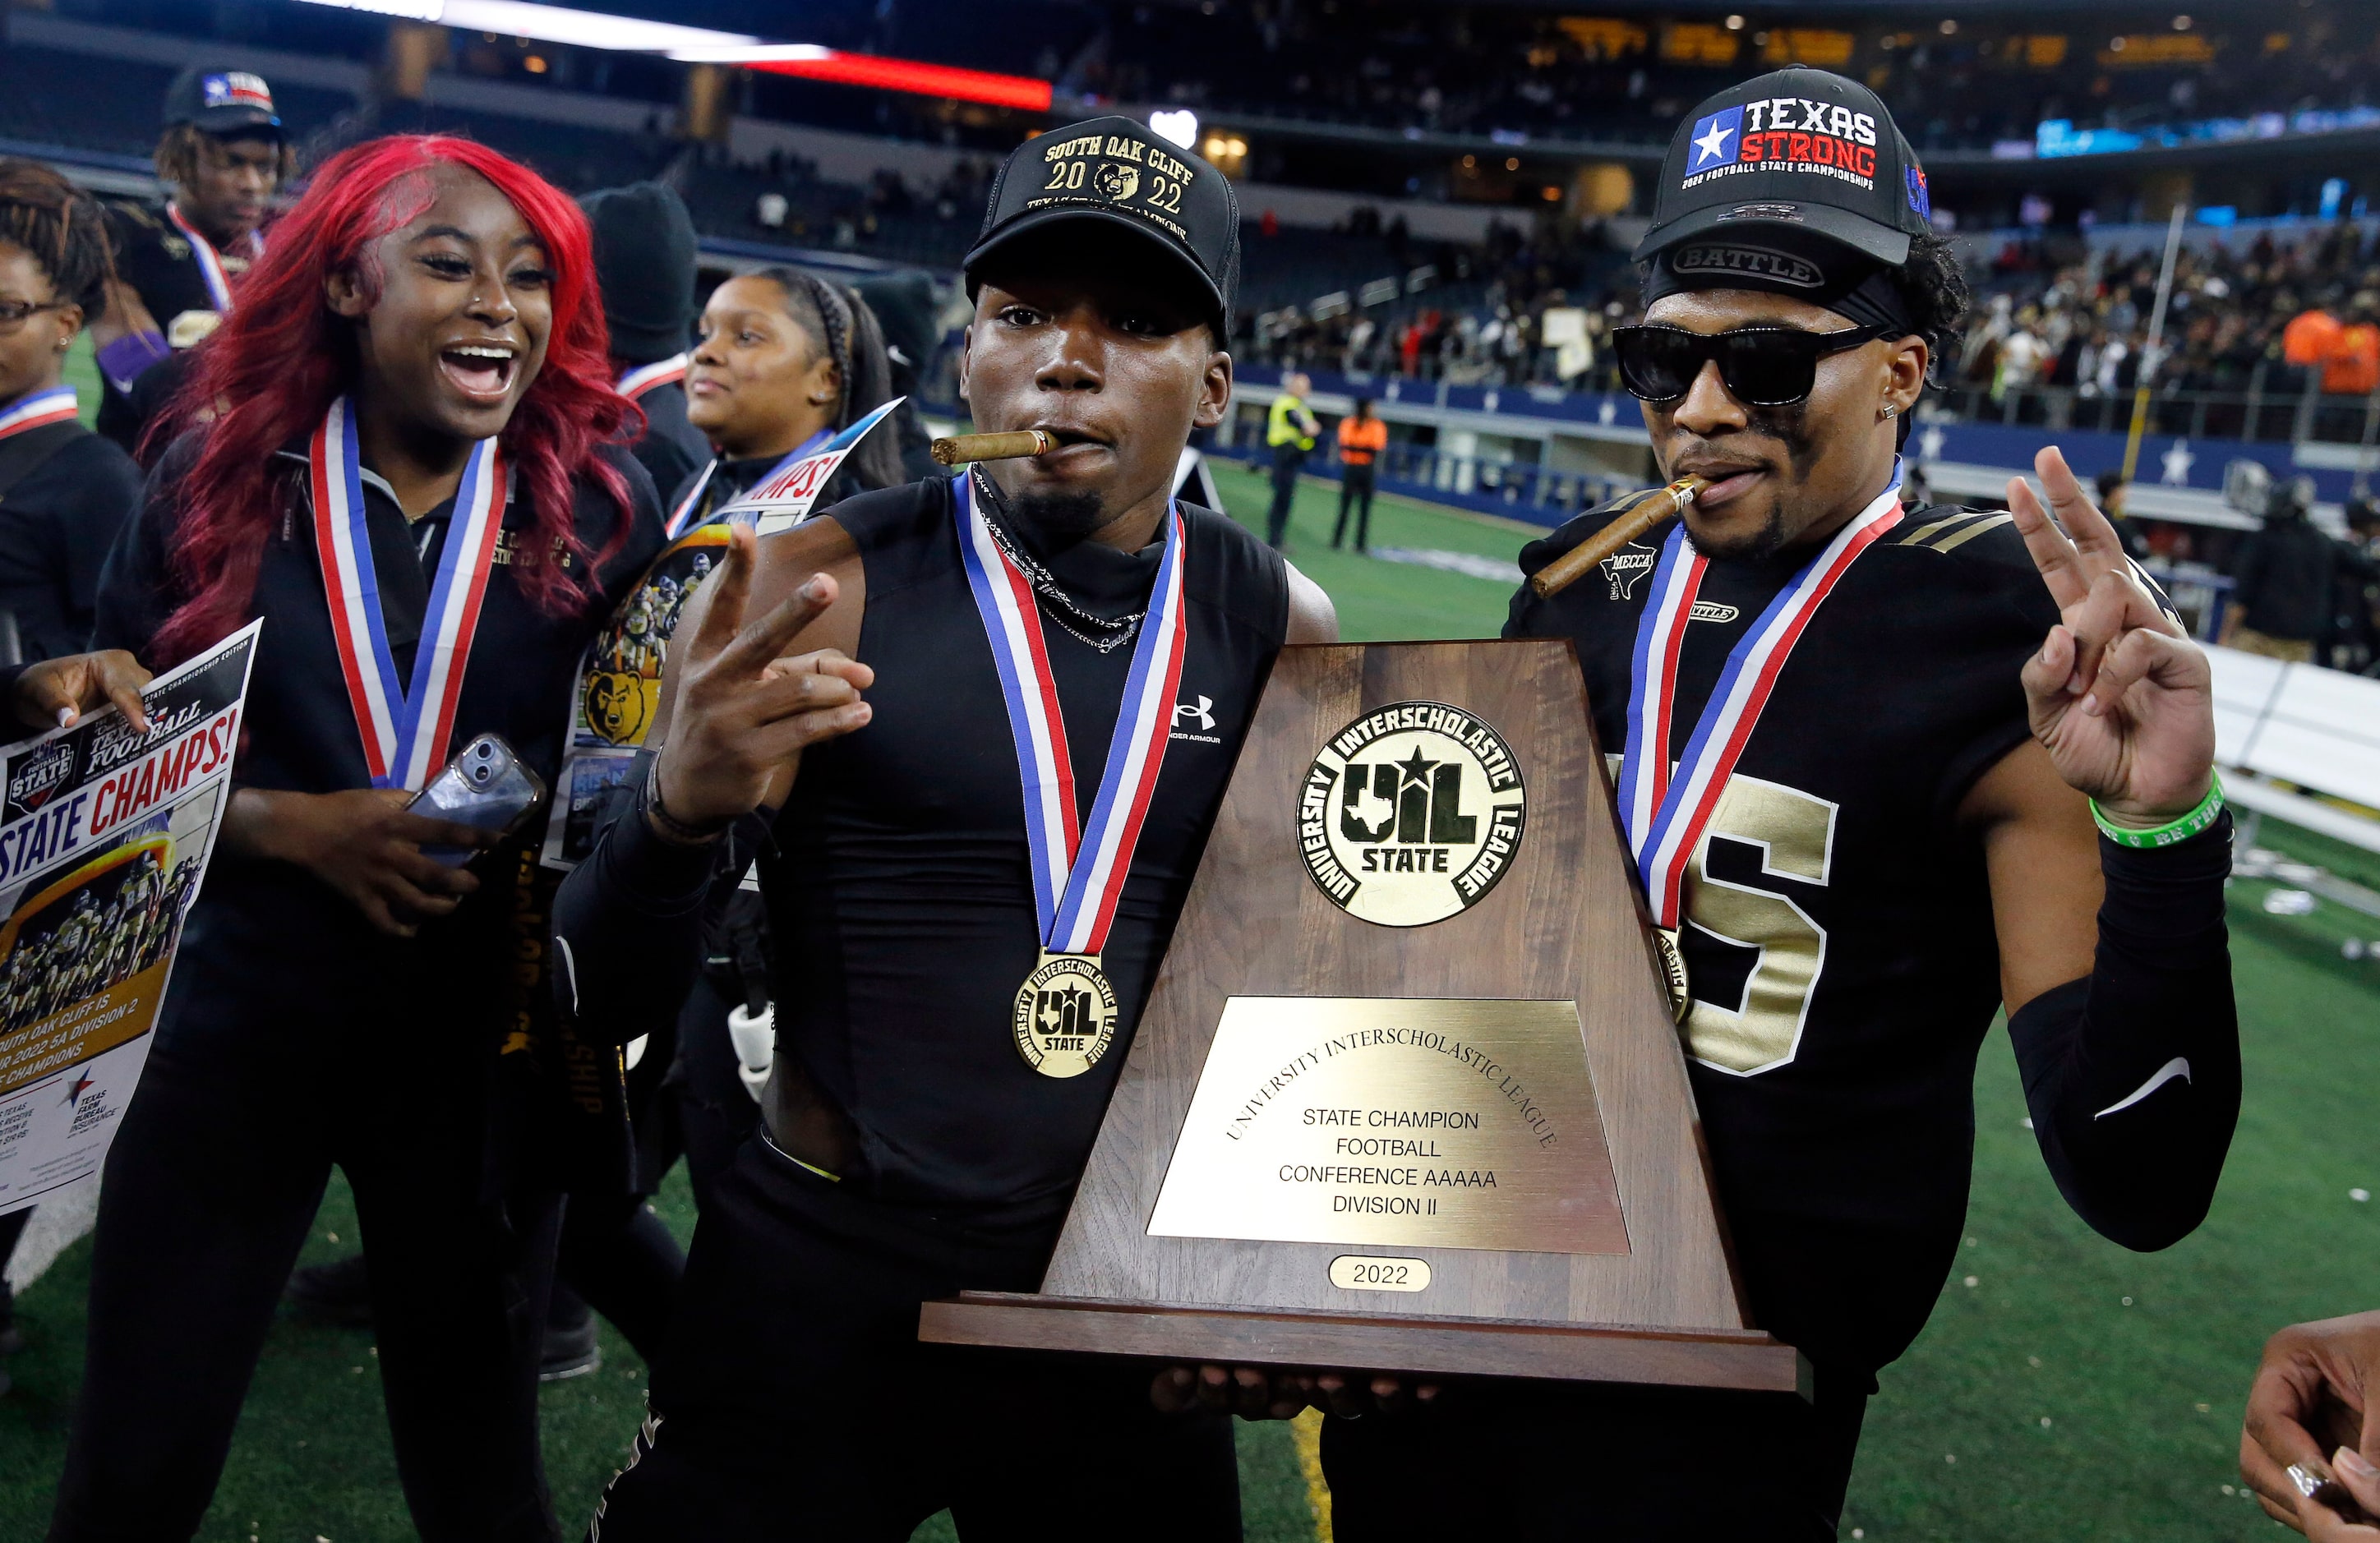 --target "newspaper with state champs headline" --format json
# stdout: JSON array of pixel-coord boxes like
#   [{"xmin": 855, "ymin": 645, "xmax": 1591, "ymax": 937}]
[{"xmin": 0, "ymin": 621, "xmax": 260, "ymax": 1217}]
